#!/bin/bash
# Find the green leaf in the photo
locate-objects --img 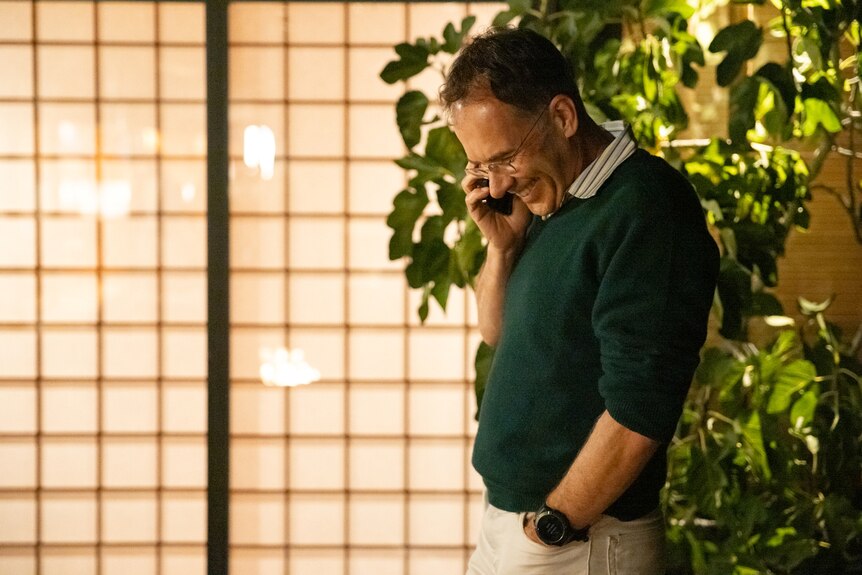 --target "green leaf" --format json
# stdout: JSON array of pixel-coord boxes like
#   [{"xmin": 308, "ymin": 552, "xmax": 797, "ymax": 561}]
[
  {"xmin": 386, "ymin": 188, "xmax": 429, "ymax": 260},
  {"xmin": 716, "ymin": 256, "xmax": 753, "ymax": 340},
  {"xmin": 709, "ymin": 20, "xmax": 763, "ymax": 86},
  {"xmin": 395, "ymin": 91, "xmax": 429, "ymax": 150},
  {"xmin": 380, "ymin": 42, "xmax": 431, "ymax": 84},
  {"xmin": 435, "ymin": 180, "xmax": 467, "ymax": 221},
  {"xmin": 790, "ymin": 388, "xmax": 818, "ymax": 429},
  {"xmin": 766, "ymin": 359, "xmax": 816, "ymax": 414},
  {"xmin": 425, "ymin": 126, "xmax": 467, "ymax": 175},
  {"xmin": 729, "ymin": 76, "xmax": 760, "ymax": 142},
  {"xmin": 442, "ymin": 16, "xmax": 477, "ymax": 54},
  {"xmin": 801, "ymin": 98, "xmax": 842, "ymax": 136},
  {"xmin": 741, "ymin": 411, "xmax": 771, "ymax": 479},
  {"xmin": 643, "ymin": 0, "xmax": 696, "ymax": 18},
  {"xmin": 452, "ymin": 218, "xmax": 486, "ymax": 287},
  {"xmin": 431, "ymin": 276, "xmax": 451, "ymax": 310}
]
